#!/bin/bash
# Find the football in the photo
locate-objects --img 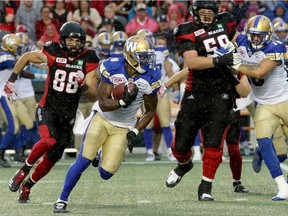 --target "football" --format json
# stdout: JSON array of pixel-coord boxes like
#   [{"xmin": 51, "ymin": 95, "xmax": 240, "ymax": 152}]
[{"xmin": 111, "ymin": 81, "xmax": 136, "ymax": 100}]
